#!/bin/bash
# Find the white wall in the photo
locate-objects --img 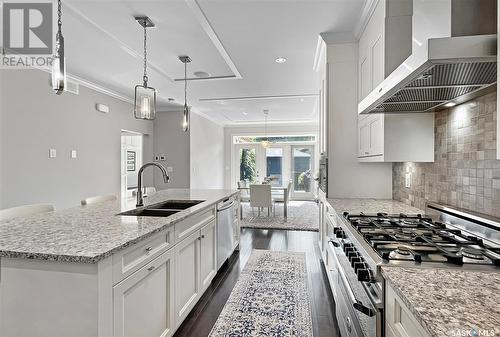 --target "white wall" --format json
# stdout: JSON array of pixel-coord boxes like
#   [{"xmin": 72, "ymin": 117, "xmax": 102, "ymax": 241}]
[
  {"xmin": 190, "ymin": 113, "xmax": 225, "ymax": 189},
  {"xmin": 326, "ymin": 43, "xmax": 392, "ymax": 198},
  {"xmin": 223, "ymin": 123, "xmax": 319, "ymax": 189},
  {"xmin": 0, "ymin": 69, "xmax": 154, "ymax": 210},
  {"xmin": 153, "ymin": 111, "xmax": 190, "ymax": 189}
]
